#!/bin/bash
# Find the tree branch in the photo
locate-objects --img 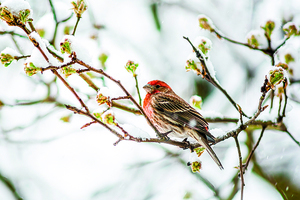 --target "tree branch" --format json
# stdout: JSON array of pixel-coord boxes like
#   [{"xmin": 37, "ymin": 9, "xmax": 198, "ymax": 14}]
[
  {"xmin": 234, "ymin": 136, "xmax": 245, "ymax": 200},
  {"xmin": 52, "ymin": 69, "xmax": 89, "ymax": 112},
  {"xmin": 0, "ymin": 172, "xmax": 23, "ymax": 200},
  {"xmin": 70, "ymin": 53, "xmax": 166, "ymax": 139},
  {"xmin": 183, "ymin": 36, "xmax": 249, "ymax": 118},
  {"xmin": 243, "ymin": 126, "xmax": 267, "ymax": 173},
  {"xmin": 134, "ymin": 75, "xmax": 142, "ymax": 106}
]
